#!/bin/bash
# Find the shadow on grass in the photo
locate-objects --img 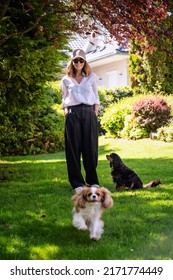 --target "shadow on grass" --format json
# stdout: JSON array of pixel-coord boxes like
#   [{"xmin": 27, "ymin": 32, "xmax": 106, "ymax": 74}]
[{"xmin": 0, "ymin": 155, "xmax": 173, "ymax": 260}]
